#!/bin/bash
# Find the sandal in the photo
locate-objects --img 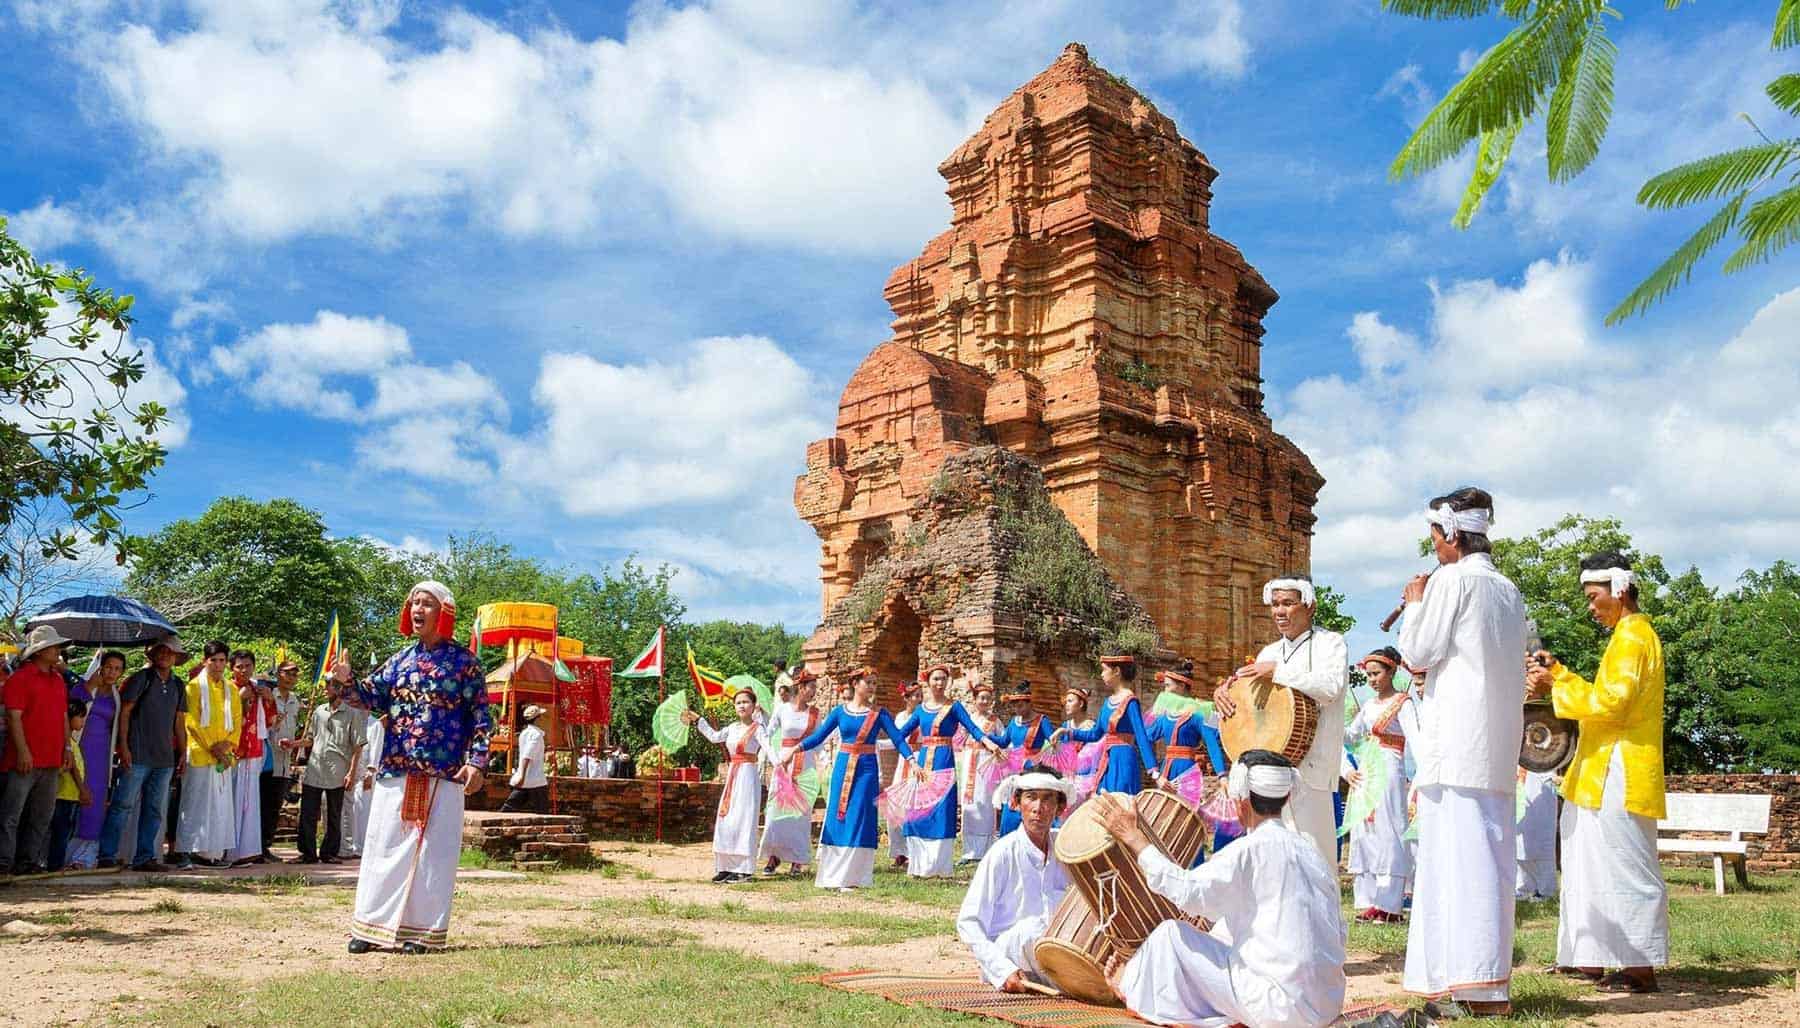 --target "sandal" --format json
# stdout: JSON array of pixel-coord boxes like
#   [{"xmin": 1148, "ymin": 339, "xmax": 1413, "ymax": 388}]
[
  {"xmin": 1542, "ymin": 964, "xmax": 1602, "ymax": 980},
  {"xmin": 1596, "ymin": 971, "xmax": 1658, "ymax": 994}
]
